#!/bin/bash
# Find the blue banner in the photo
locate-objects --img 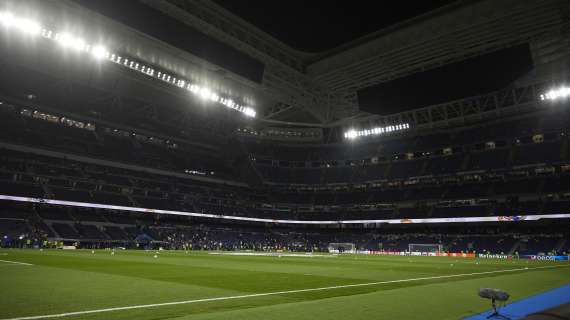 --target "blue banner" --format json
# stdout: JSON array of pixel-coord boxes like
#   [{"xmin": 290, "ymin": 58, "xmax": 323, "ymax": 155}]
[{"xmin": 520, "ymin": 255, "xmax": 570, "ymax": 261}]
